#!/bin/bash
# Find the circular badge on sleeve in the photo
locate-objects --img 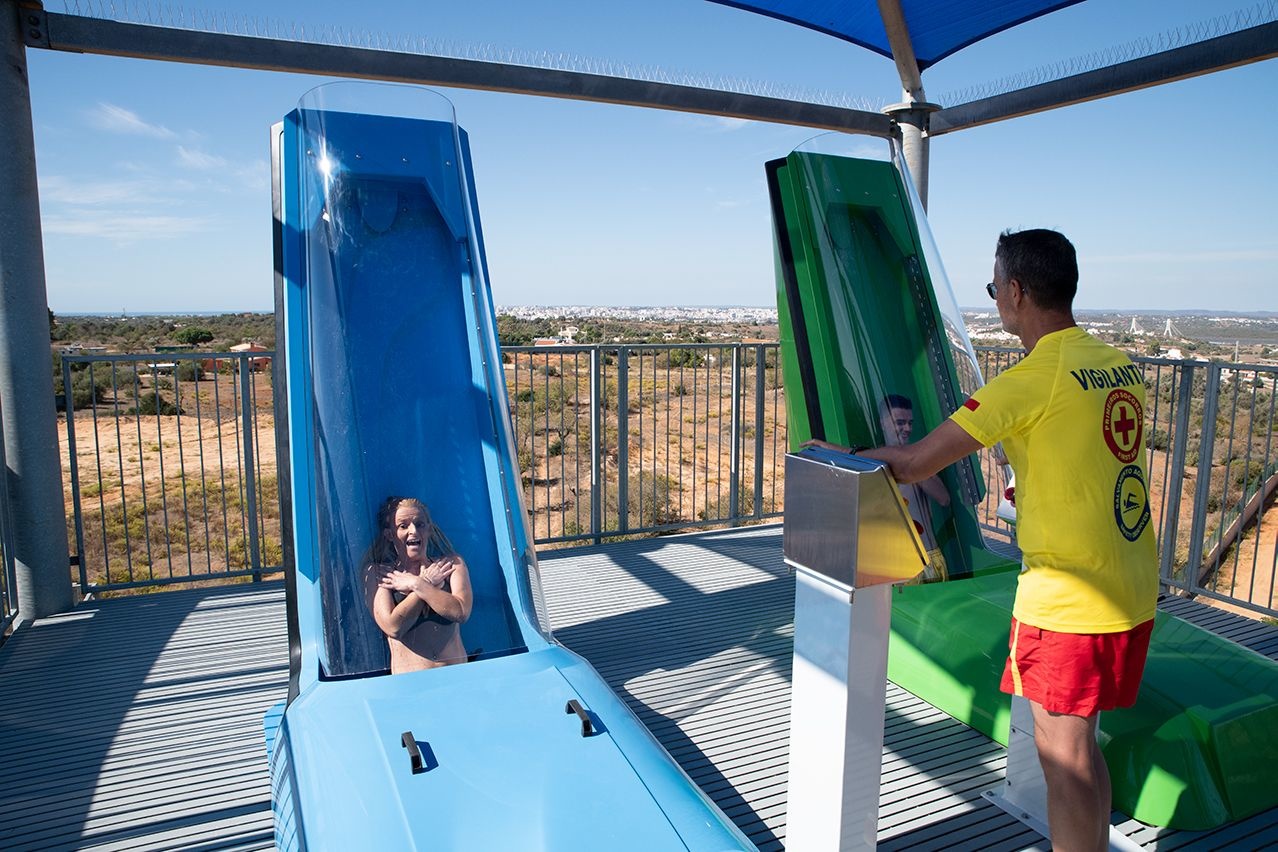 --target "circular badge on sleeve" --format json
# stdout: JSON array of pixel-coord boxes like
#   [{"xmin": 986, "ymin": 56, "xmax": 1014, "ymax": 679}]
[
  {"xmin": 1103, "ymin": 388, "xmax": 1143, "ymax": 463},
  {"xmin": 1113, "ymin": 464, "xmax": 1151, "ymax": 542}
]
